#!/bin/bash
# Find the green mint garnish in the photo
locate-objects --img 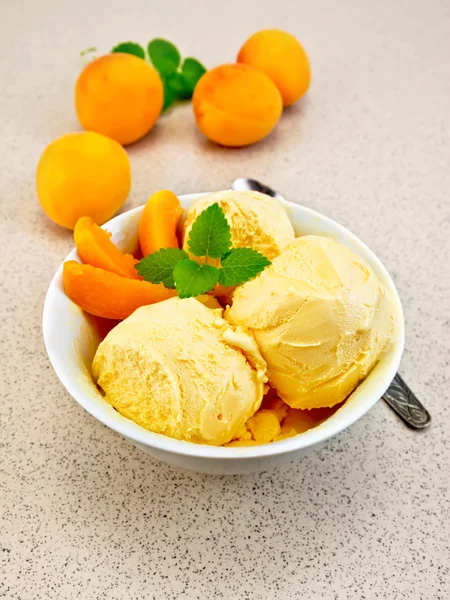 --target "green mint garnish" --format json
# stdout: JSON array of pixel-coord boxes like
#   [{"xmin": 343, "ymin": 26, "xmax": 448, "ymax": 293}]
[
  {"xmin": 90, "ymin": 38, "xmax": 206, "ymax": 111},
  {"xmin": 166, "ymin": 72, "xmax": 192, "ymax": 100},
  {"xmin": 147, "ymin": 39, "xmax": 205, "ymax": 110},
  {"xmin": 162, "ymin": 77, "xmax": 177, "ymax": 112},
  {"xmin": 136, "ymin": 203, "xmax": 271, "ymax": 299},
  {"xmin": 218, "ymin": 248, "xmax": 271, "ymax": 287},
  {"xmin": 180, "ymin": 58, "xmax": 207, "ymax": 93},
  {"xmin": 173, "ymin": 260, "xmax": 220, "ymax": 299},
  {"xmin": 187, "ymin": 203, "xmax": 231, "ymax": 259},
  {"xmin": 147, "ymin": 39, "xmax": 181, "ymax": 76},
  {"xmin": 136, "ymin": 248, "xmax": 188, "ymax": 289},
  {"xmin": 111, "ymin": 42, "xmax": 146, "ymax": 60}
]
